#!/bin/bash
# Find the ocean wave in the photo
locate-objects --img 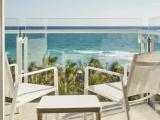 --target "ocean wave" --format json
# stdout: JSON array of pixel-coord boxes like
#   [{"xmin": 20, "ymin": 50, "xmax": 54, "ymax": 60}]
[
  {"xmin": 103, "ymin": 51, "xmax": 136, "ymax": 60},
  {"xmin": 73, "ymin": 50, "xmax": 104, "ymax": 54},
  {"xmin": 48, "ymin": 49, "xmax": 136, "ymax": 61},
  {"xmin": 73, "ymin": 50, "xmax": 136, "ymax": 61}
]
